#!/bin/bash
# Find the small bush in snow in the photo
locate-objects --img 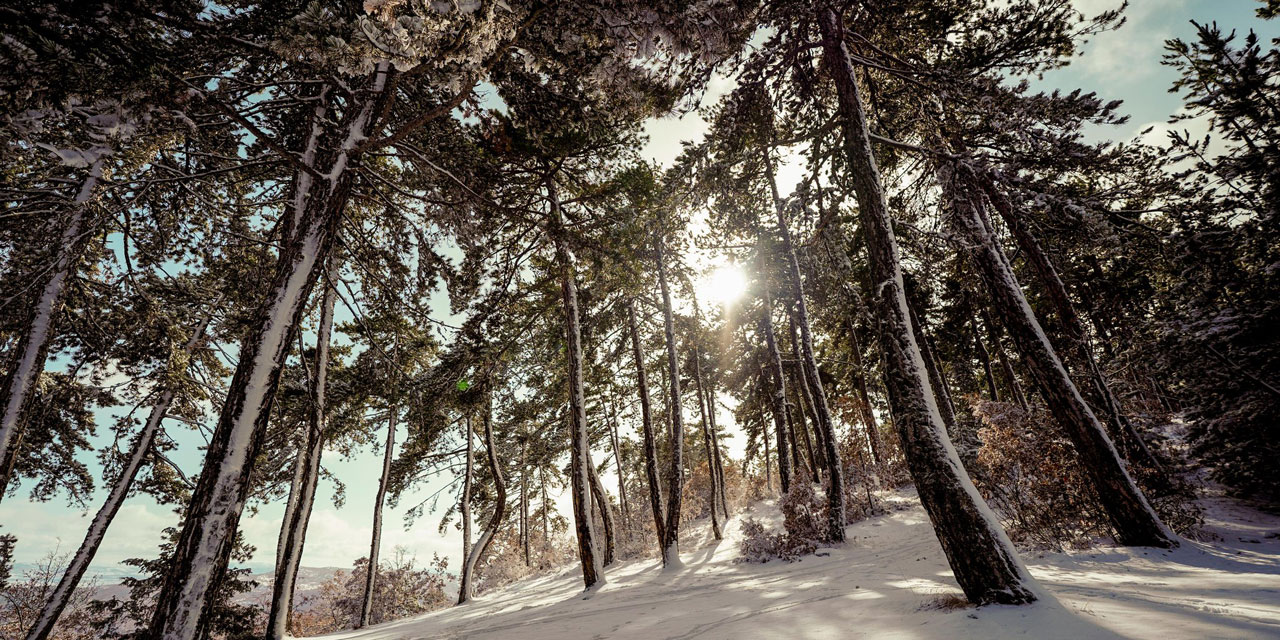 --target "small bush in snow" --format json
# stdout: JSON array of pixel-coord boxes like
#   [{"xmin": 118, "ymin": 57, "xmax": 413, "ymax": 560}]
[{"xmin": 737, "ymin": 470, "xmax": 829, "ymax": 562}]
